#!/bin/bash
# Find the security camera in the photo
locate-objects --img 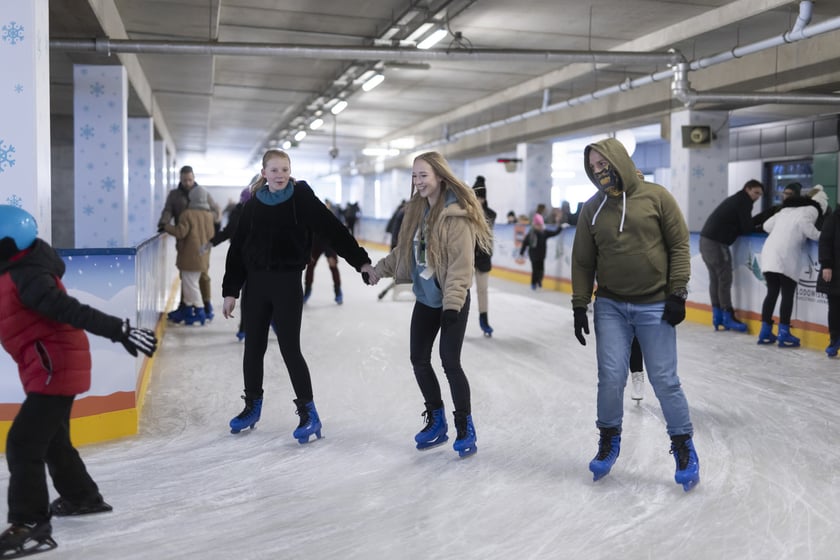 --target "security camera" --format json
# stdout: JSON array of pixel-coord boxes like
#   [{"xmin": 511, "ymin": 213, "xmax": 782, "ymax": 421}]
[{"xmin": 329, "ymin": 146, "xmax": 339, "ymax": 159}]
